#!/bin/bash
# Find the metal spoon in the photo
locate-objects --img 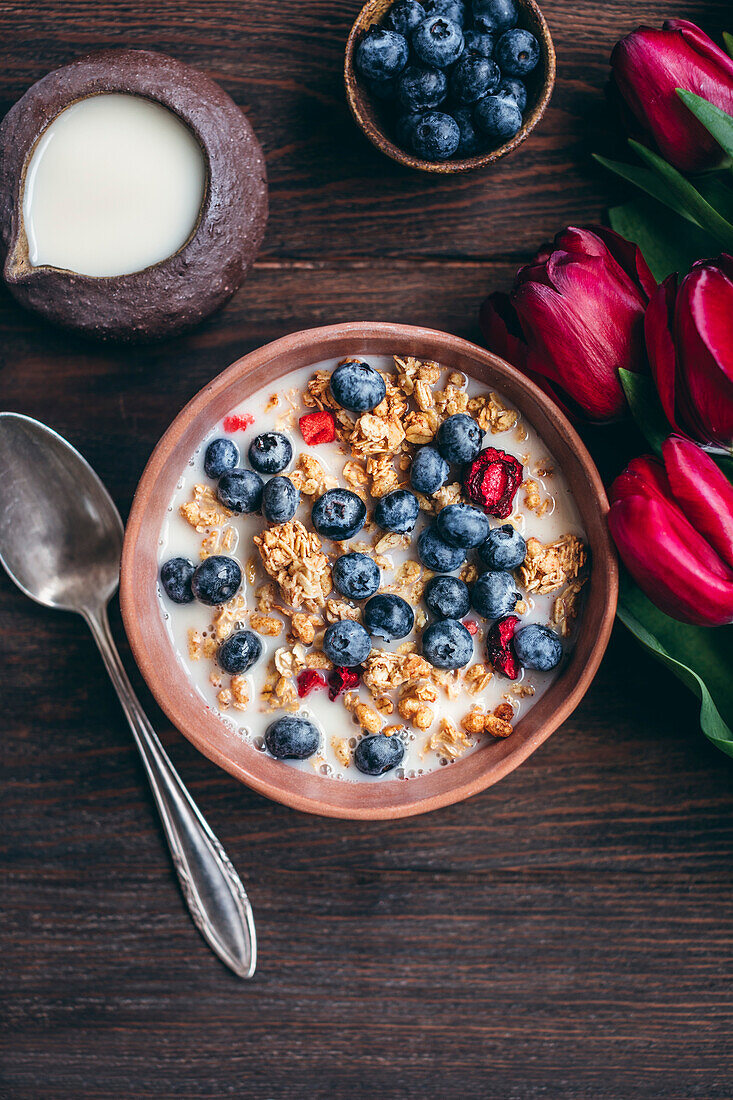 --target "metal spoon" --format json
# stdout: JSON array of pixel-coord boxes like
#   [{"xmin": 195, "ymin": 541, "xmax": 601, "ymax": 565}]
[{"xmin": 0, "ymin": 412, "xmax": 256, "ymax": 979}]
